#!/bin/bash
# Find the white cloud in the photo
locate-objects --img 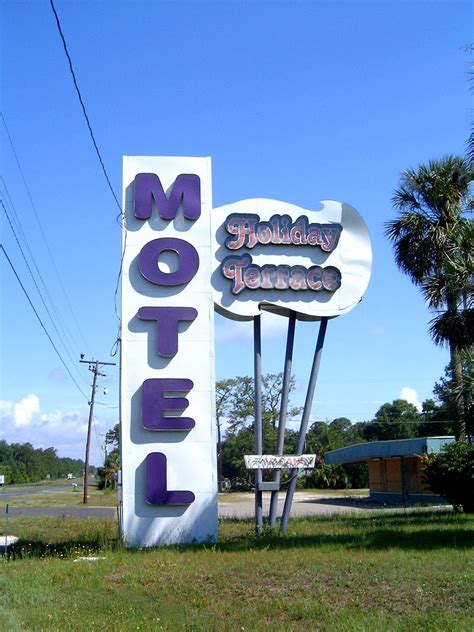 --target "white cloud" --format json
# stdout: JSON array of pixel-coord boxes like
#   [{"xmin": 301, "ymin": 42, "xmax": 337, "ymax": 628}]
[
  {"xmin": 0, "ymin": 399, "xmax": 14, "ymax": 420},
  {"xmin": 13, "ymin": 394, "xmax": 40, "ymax": 427},
  {"xmin": 0, "ymin": 394, "xmax": 107, "ymax": 464},
  {"xmin": 399, "ymin": 387, "xmax": 422, "ymax": 412}
]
